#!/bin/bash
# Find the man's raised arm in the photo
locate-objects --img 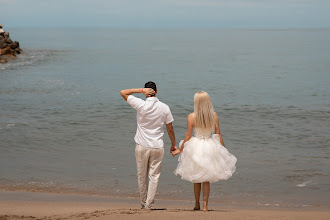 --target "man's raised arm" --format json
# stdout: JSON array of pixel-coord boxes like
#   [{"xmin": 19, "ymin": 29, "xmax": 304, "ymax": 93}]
[{"xmin": 120, "ymin": 88, "xmax": 155, "ymax": 101}]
